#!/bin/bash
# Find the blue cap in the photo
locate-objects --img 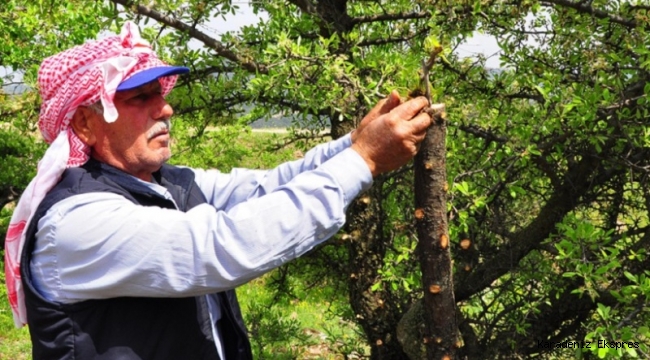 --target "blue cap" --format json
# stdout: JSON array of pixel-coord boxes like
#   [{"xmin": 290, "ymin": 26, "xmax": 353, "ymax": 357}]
[{"xmin": 117, "ymin": 66, "xmax": 190, "ymax": 91}]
